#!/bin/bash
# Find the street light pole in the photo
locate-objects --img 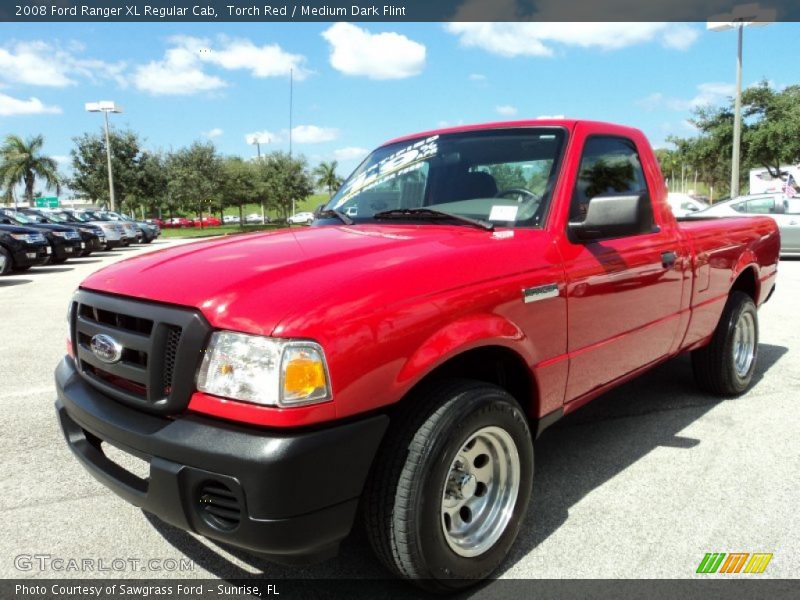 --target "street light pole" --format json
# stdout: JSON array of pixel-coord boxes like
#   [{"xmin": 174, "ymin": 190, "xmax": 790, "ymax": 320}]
[
  {"xmin": 103, "ymin": 109, "xmax": 116, "ymax": 211},
  {"xmin": 708, "ymin": 4, "xmax": 774, "ymax": 198},
  {"xmin": 730, "ymin": 23, "xmax": 744, "ymax": 198},
  {"xmin": 85, "ymin": 101, "xmax": 123, "ymax": 212}
]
